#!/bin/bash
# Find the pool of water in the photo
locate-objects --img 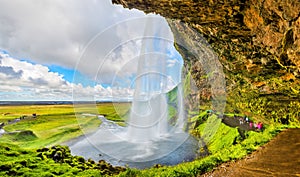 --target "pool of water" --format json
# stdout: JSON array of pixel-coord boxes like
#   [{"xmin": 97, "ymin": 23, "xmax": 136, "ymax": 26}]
[{"xmin": 66, "ymin": 116, "xmax": 199, "ymax": 169}]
